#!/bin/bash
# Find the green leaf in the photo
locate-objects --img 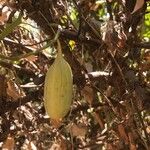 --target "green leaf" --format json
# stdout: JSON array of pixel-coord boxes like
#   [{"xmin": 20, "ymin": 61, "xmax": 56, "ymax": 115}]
[{"xmin": 0, "ymin": 12, "xmax": 22, "ymax": 41}]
